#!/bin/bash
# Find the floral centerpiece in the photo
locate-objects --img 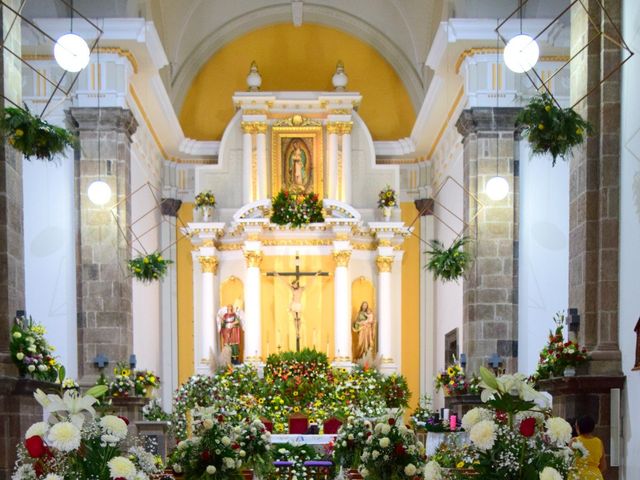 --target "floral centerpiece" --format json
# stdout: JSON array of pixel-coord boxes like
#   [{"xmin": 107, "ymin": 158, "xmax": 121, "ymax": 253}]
[
  {"xmin": 270, "ymin": 190, "xmax": 324, "ymax": 227},
  {"xmin": 381, "ymin": 374, "xmax": 411, "ymax": 410},
  {"xmin": 13, "ymin": 385, "xmax": 163, "ymax": 480},
  {"xmin": 10, "ymin": 315, "xmax": 59, "ymax": 382},
  {"xmin": 195, "ymin": 190, "xmax": 216, "ymax": 221},
  {"xmin": 411, "ymin": 394, "xmax": 436, "ymax": 431},
  {"xmin": 516, "ymin": 92, "xmax": 592, "ymax": 166},
  {"xmin": 127, "ymin": 252, "xmax": 173, "ymax": 283},
  {"xmin": 426, "ymin": 367, "xmax": 576, "ymax": 480},
  {"xmin": 378, "ymin": 186, "xmax": 397, "ymax": 219},
  {"xmin": 234, "ymin": 418, "xmax": 273, "ymax": 478},
  {"xmin": 272, "ymin": 442, "xmax": 320, "ymax": 480},
  {"xmin": 534, "ymin": 312, "xmax": 589, "ymax": 380},
  {"xmin": 425, "ymin": 237, "xmax": 472, "ymax": 283},
  {"xmin": 1, "ymin": 105, "xmax": 76, "ymax": 161},
  {"xmin": 359, "ymin": 416, "xmax": 426, "ymax": 480},
  {"xmin": 429, "ymin": 434, "xmax": 479, "ymax": 478},
  {"xmin": 134, "ymin": 369, "xmax": 161, "ymax": 397},
  {"xmin": 332, "ymin": 416, "xmax": 373, "ymax": 472},
  {"xmin": 434, "ymin": 362, "xmax": 479, "ymax": 397},
  {"xmin": 107, "ymin": 362, "xmax": 135, "ymax": 397},
  {"xmin": 169, "ymin": 408, "xmax": 243, "ymax": 479}
]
